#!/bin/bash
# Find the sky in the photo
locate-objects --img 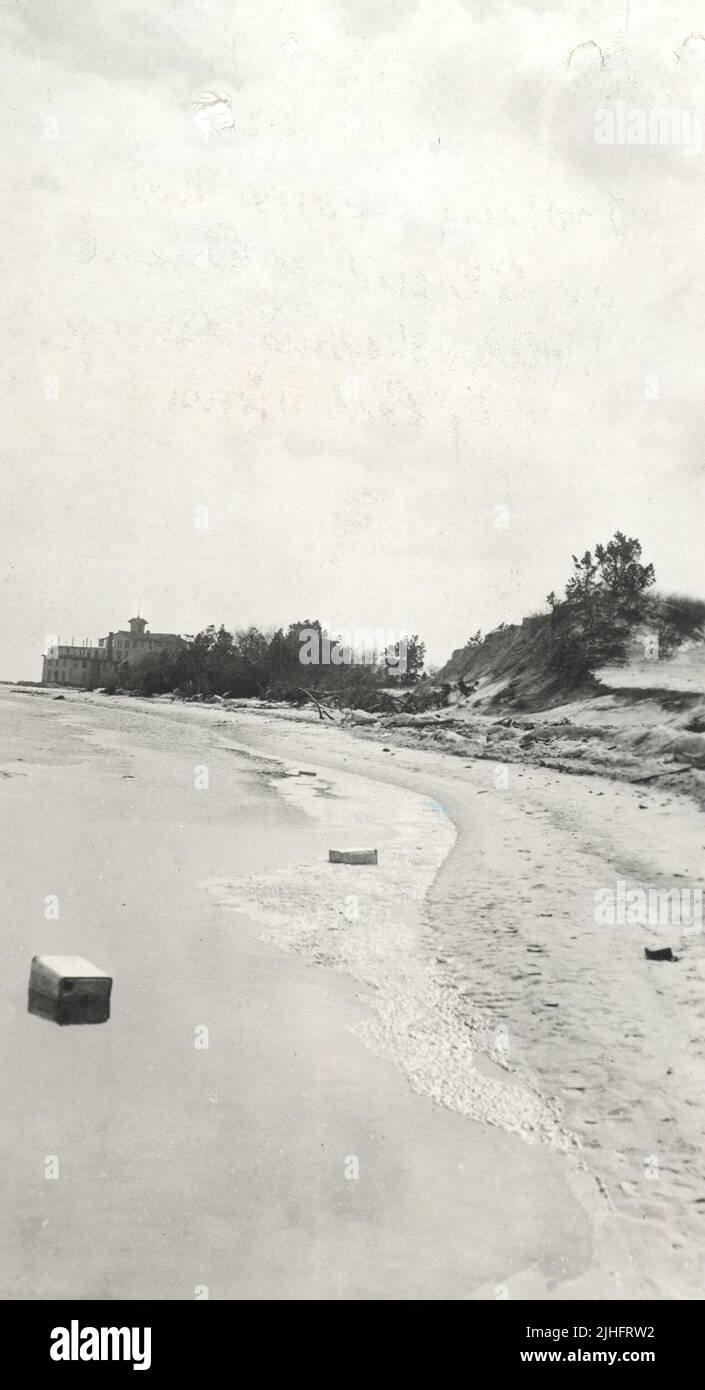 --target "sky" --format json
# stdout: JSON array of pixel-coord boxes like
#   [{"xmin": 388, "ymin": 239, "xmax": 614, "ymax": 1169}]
[{"xmin": 1, "ymin": 0, "xmax": 704, "ymax": 678}]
